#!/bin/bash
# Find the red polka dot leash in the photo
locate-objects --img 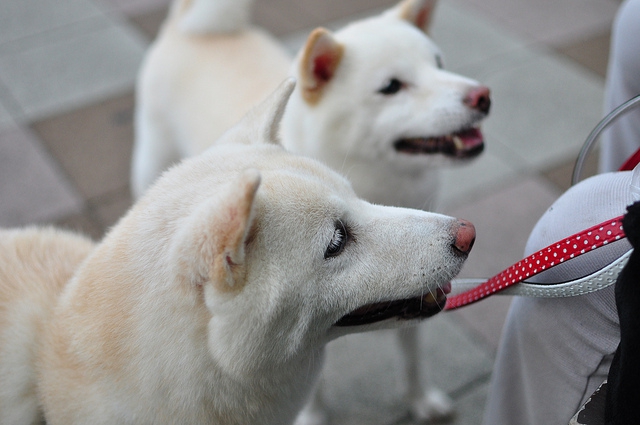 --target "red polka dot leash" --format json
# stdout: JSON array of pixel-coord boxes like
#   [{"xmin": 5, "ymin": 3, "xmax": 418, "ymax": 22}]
[
  {"xmin": 445, "ymin": 95, "xmax": 640, "ymax": 310},
  {"xmin": 444, "ymin": 216, "xmax": 628, "ymax": 310}
]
